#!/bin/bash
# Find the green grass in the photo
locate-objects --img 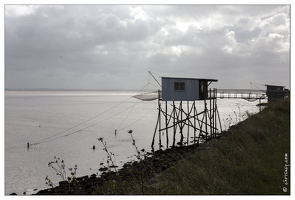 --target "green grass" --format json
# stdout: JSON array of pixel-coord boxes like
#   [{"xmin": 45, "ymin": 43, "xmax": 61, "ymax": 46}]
[{"xmin": 93, "ymin": 98, "xmax": 290, "ymax": 195}]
